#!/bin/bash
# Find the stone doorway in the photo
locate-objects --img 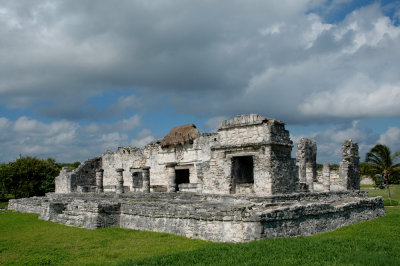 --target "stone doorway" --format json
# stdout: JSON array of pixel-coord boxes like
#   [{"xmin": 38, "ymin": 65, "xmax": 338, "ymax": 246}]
[
  {"xmin": 175, "ymin": 169, "xmax": 190, "ymax": 191},
  {"xmin": 132, "ymin": 171, "xmax": 143, "ymax": 192},
  {"xmin": 231, "ymin": 156, "xmax": 254, "ymax": 193}
]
